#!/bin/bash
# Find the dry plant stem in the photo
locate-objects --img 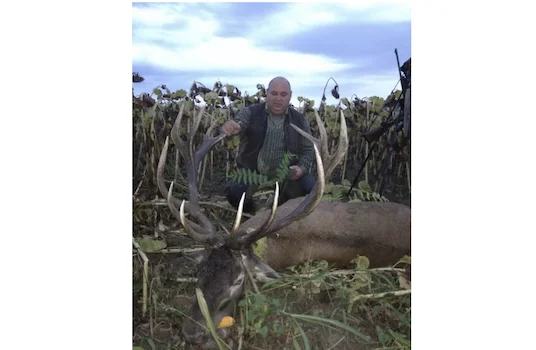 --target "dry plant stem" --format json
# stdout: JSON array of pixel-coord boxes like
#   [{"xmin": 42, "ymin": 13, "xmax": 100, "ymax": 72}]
[
  {"xmin": 158, "ymin": 247, "xmax": 204, "ymax": 254},
  {"xmin": 349, "ymin": 289, "xmax": 411, "ymax": 303},
  {"xmin": 135, "ymin": 141, "xmax": 144, "ymax": 177},
  {"xmin": 242, "ymin": 255, "xmax": 260, "ymax": 294},
  {"xmin": 365, "ymin": 102, "xmax": 369, "ymax": 185},
  {"xmin": 199, "ymin": 151, "xmax": 208, "ymax": 192},
  {"xmin": 149, "ymin": 199, "xmax": 253, "ymax": 218},
  {"xmin": 253, "ymin": 190, "xmax": 276, "ymax": 197},
  {"xmin": 326, "ymin": 336, "xmax": 346, "ymax": 350},
  {"xmin": 237, "ymin": 309, "xmax": 245, "ymax": 350},
  {"xmin": 177, "ymin": 277, "xmax": 198, "ymax": 283},
  {"xmin": 173, "ymin": 267, "xmax": 406, "ymax": 283},
  {"xmin": 210, "ymin": 150, "xmax": 214, "ymax": 181},
  {"xmin": 406, "ymin": 161, "xmax": 411, "ymax": 192},
  {"xmin": 200, "ymin": 201, "xmax": 253, "ymax": 218},
  {"xmin": 134, "ymin": 166, "xmax": 146, "ymax": 196},
  {"xmin": 226, "ymin": 151, "xmax": 229, "ymax": 179},
  {"xmin": 133, "ymin": 238, "xmax": 149, "ymax": 316},
  {"xmin": 341, "ymin": 152, "xmax": 348, "ymax": 181},
  {"xmin": 210, "ymin": 212, "xmax": 231, "ymax": 235},
  {"xmin": 290, "ymin": 267, "xmax": 406, "ymax": 279}
]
